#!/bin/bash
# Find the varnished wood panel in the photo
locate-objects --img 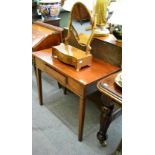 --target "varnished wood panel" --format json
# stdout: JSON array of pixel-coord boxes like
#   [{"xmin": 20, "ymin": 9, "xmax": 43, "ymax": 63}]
[
  {"xmin": 91, "ymin": 38, "xmax": 122, "ymax": 67},
  {"xmin": 32, "ymin": 22, "xmax": 63, "ymax": 51},
  {"xmin": 97, "ymin": 72, "xmax": 122, "ymax": 105},
  {"xmin": 67, "ymin": 78, "xmax": 84, "ymax": 97},
  {"xmin": 52, "ymin": 43, "xmax": 92, "ymax": 71},
  {"xmin": 33, "ymin": 33, "xmax": 62, "ymax": 51},
  {"xmin": 45, "ymin": 64, "xmax": 67, "ymax": 85},
  {"xmin": 35, "ymin": 58, "xmax": 45, "ymax": 71}
]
